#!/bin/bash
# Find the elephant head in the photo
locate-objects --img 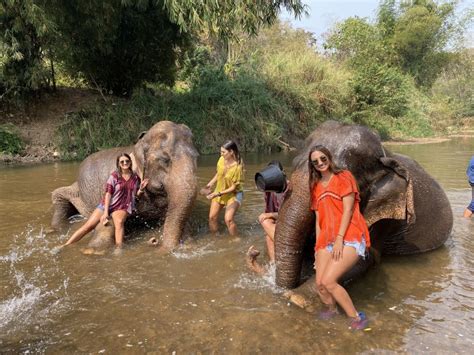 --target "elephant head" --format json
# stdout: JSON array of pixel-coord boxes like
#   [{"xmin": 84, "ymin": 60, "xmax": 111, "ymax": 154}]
[
  {"xmin": 132, "ymin": 121, "xmax": 198, "ymax": 250},
  {"xmin": 275, "ymin": 121, "xmax": 453, "ymax": 288}
]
